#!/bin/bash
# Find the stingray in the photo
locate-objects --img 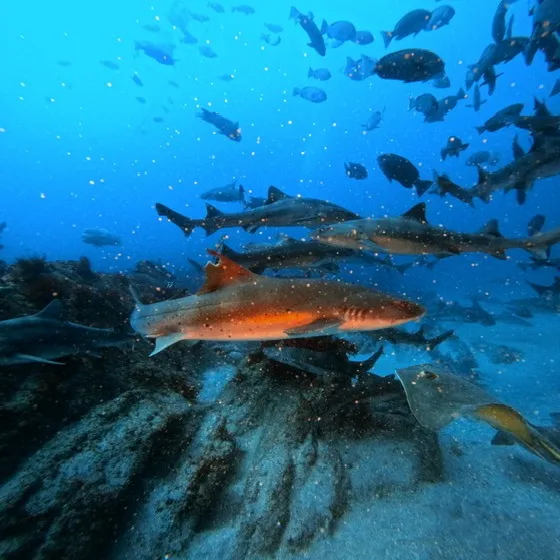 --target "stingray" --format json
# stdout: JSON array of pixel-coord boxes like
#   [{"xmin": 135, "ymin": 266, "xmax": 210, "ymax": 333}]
[{"xmin": 396, "ymin": 363, "xmax": 560, "ymax": 466}]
